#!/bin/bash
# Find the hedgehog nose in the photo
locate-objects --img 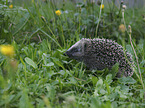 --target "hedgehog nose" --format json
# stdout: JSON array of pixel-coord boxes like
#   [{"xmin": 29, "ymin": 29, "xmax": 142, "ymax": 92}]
[
  {"xmin": 63, "ymin": 52, "xmax": 67, "ymax": 56},
  {"xmin": 63, "ymin": 51, "xmax": 71, "ymax": 57},
  {"xmin": 63, "ymin": 51, "xmax": 69, "ymax": 56}
]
